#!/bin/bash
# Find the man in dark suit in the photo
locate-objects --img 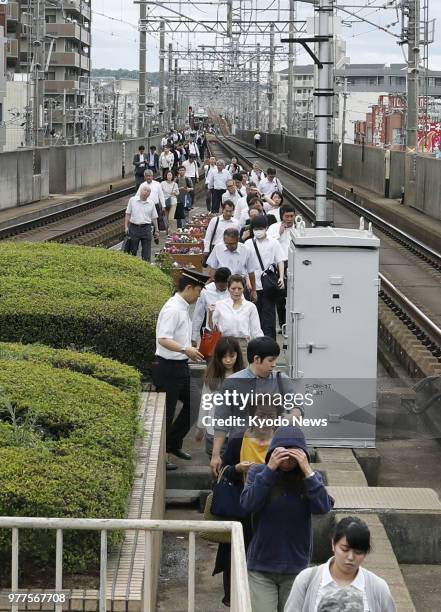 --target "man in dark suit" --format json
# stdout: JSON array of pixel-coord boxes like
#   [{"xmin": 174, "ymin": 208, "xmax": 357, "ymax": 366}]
[
  {"xmin": 147, "ymin": 145, "xmax": 159, "ymax": 175},
  {"xmin": 133, "ymin": 145, "xmax": 147, "ymax": 188}
]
